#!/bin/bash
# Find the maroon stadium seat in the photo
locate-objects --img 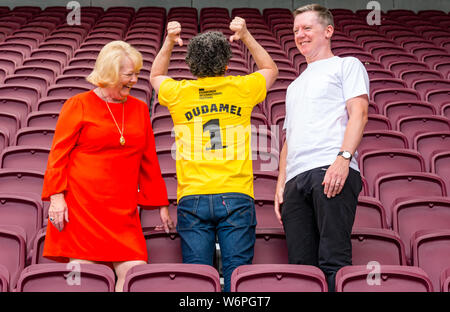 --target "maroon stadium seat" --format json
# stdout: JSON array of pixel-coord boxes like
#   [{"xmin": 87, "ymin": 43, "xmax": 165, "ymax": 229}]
[
  {"xmin": 392, "ymin": 197, "xmax": 450, "ymax": 263},
  {"xmin": 354, "ymin": 196, "xmax": 388, "ymax": 229},
  {"xmin": 36, "ymin": 96, "xmax": 67, "ymax": 112},
  {"xmin": 0, "ymin": 264, "xmax": 8, "ymax": 292},
  {"xmin": 26, "ymin": 111, "xmax": 59, "ymax": 128},
  {"xmin": 413, "ymin": 131, "xmax": 450, "ymax": 171},
  {"xmin": 140, "ymin": 201, "xmax": 178, "ymax": 229},
  {"xmin": 359, "ymin": 148, "xmax": 425, "ymax": 195},
  {"xmin": 0, "ymin": 129, "xmax": 8, "ymax": 154},
  {"xmin": 0, "ymin": 97, "xmax": 31, "ymax": 125},
  {"xmin": 351, "ymin": 227, "xmax": 407, "ymax": 265},
  {"xmin": 426, "ymin": 89, "xmax": 450, "ymax": 112},
  {"xmin": 0, "ymin": 112, "xmax": 20, "ymax": 143},
  {"xmin": 374, "ymin": 172, "xmax": 447, "ymax": 227},
  {"xmin": 0, "ymin": 225, "xmax": 26, "ymax": 291},
  {"xmin": 22, "ymin": 58, "xmax": 63, "ymax": 75},
  {"xmin": 441, "ymin": 267, "xmax": 450, "ymax": 292},
  {"xmin": 14, "ymin": 127, "xmax": 54, "ymax": 148},
  {"xmin": 369, "ymin": 78, "xmax": 407, "ymax": 99},
  {"xmin": 231, "ymin": 264, "xmax": 327, "ymax": 292},
  {"xmin": 0, "ymin": 84, "xmax": 39, "ymax": 111},
  {"xmin": 46, "ymin": 85, "xmax": 90, "ymax": 98},
  {"xmin": 0, "ymin": 169, "xmax": 44, "ymax": 204},
  {"xmin": 254, "ymin": 198, "xmax": 281, "ymax": 229},
  {"xmin": 30, "ymin": 227, "xmax": 56, "ymax": 264},
  {"xmin": 3, "ymin": 74, "xmax": 49, "ymax": 97},
  {"xmin": 442, "ymin": 103, "xmax": 450, "ymax": 119},
  {"xmin": 396, "ymin": 115, "xmax": 450, "ymax": 146},
  {"xmin": 16, "ymin": 263, "xmax": 115, "ymax": 292},
  {"xmin": 151, "ymin": 113, "xmax": 174, "ymax": 131},
  {"xmin": 412, "ymin": 229, "xmax": 450, "ymax": 292},
  {"xmin": 431, "ymin": 151, "xmax": 450, "ymax": 191},
  {"xmin": 358, "ymin": 130, "xmax": 409, "ymax": 156},
  {"xmin": 372, "ymin": 88, "xmax": 420, "ymax": 112},
  {"xmin": 413, "ymin": 79, "xmax": 450, "ymax": 100},
  {"xmin": 14, "ymin": 65, "xmax": 56, "ymax": 84},
  {"xmin": 54, "ymin": 75, "xmax": 95, "ymax": 89},
  {"xmin": 143, "ymin": 229, "xmax": 183, "ymax": 264},
  {"xmin": 336, "ymin": 265, "xmax": 433, "ymax": 292},
  {"xmin": 400, "ymin": 69, "xmax": 443, "ymax": 88},
  {"xmin": 156, "ymin": 146, "xmax": 176, "ymax": 174},
  {"xmin": 384, "ymin": 100, "xmax": 436, "ymax": 128},
  {"xmin": 366, "ymin": 114, "xmax": 392, "ymax": 131},
  {"xmin": 0, "ymin": 192, "xmax": 43, "ymax": 250},
  {"xmin": 253, "ymin": 228, "xmax": 288, "ymax": 264},
  {"xmin": 123, "ymin": 263, "xmax": 221, "ymax": 292},
  {"xmin": 0, "ymin": 145, "xmax": 49, "ymax": 172}
]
